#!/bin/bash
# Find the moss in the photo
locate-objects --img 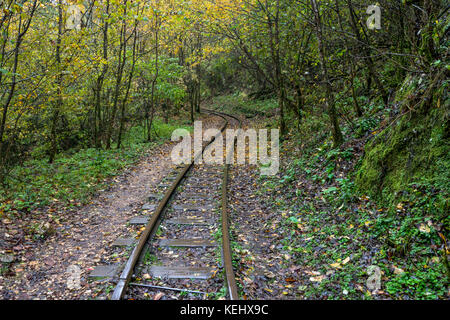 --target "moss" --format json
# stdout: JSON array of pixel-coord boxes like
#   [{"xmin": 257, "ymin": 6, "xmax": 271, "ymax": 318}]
[{"xmin": 355, "ymin": 74, "xmax": 449, "ymax": 204}]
